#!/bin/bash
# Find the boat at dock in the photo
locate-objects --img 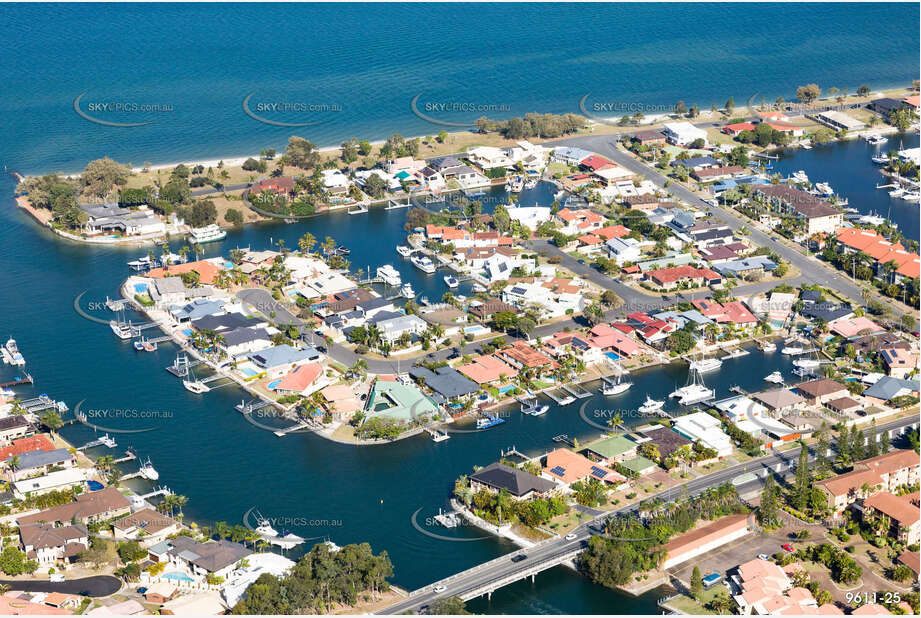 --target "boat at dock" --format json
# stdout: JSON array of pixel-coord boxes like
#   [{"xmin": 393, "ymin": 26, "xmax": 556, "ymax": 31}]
[
  {"xmin": 187, "ymin": 224, "xmax": 227, "ymax": 245},
  {"xmin": 638, "ymin": 396, "xmax": 665, "ymax": 414},
  {"xmin": 110, "ymin": 321, "xmax": 133, "ymax": 340},
  {"xmin": 865, "ymin": 134, "xmax": 888, "ymax": 146},
  {"xmin": 430, "ymin": 429, "xmax": 451, "ymax": 442},
  {"xmin": 669, "ymin": 371, "xmax": 714, "ymax": 405},
  {"xmin": 790, "ymin": 170, "xmax": 809, "ymax": 183},
  {"xmin": 871, "ymin": 153, "xmax": 890, "ymax": 164},
  {"xmin": 793, "ymin": 358, "xmax": 821, "ymax": 369},
  {"xmin": 376, "ymin": 264, "xmax": 402, "ymax": 286},
  {"xmin": 434, "ymin": 509, "xmax": 460, "ymax": 528},
  {"xmin": 138, "ymin": 457, "xmax": 160, "ymax": 481},
  {"xmin": 689, "ymin": 356, "xmax": 722, "ymax": 373},
  {"xmin": 396, "ymin": 245, "xmax": 414, "ymax": 257},
  {"xmin": 781, "ymin": 344, "xmax": 804, "ymax": 355},
  {"xmin": 520, "ymin": 397, "xmax": 549, "ymax": 416},
  {"xmin": 182, "ymin": 379, "xmax": 210, "ymax": 394},
  {"xmin": 760, "ymin": 341, "xmax": 777, "ymax": 352},
  {"xmin": 400, "ymin": 282, "xmax": 415, "ymax": 298},
  {"xmin": 902, "ymin": 192, "xmax": 921, "ymax": 203},
  {"xmin": 133, "ymin": 340, "xmax": 145, "ymax": 351},
  {"xmin": 411, "ymin": 254, "xmax": 436, "ymax": 274},
  {"xmin": 764, "ymin": 371, "xmax": 784, "ymax": 384},
  {"xmin": 600, "ymin": 373, "xmax": 632, "ymax": 395},
  {"xmin": 721, "ymin": 348, "xmax": 749, "ymax": 360},
  {"xmin": 3, "ymin": 338, "xmax": 25, "ymax": 366},
  {"xmin": 476, "ymin": 414, "xmax": 505, "ymax": 430},
  {"xmin": 443, "ymin": 275, "xmax": 459, "ymax": 288},
  {"xmin": 127, "ymin": 256, "xmax": 154, "ymax": 271},
  {"xmin": 471, "ymin": 283, "xmax": 486, "ymax": 293},
  {"xmin": 253, "ymin": 513, "xmax": 306, "ymax": 549},
  {"xmin": 143, "ymin": 340, "xmax": 158, "ymax": 352},
  {"xmin": 814, "ymin": 182, "xmax": 833, "ymax": 196},
  {"xmin": 889, "ymin": 187, "xmax": 906, "ymax": 198},
  {"xmin": 507, "ymin": 176, "xmax": 524, "ymax": 193}
]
